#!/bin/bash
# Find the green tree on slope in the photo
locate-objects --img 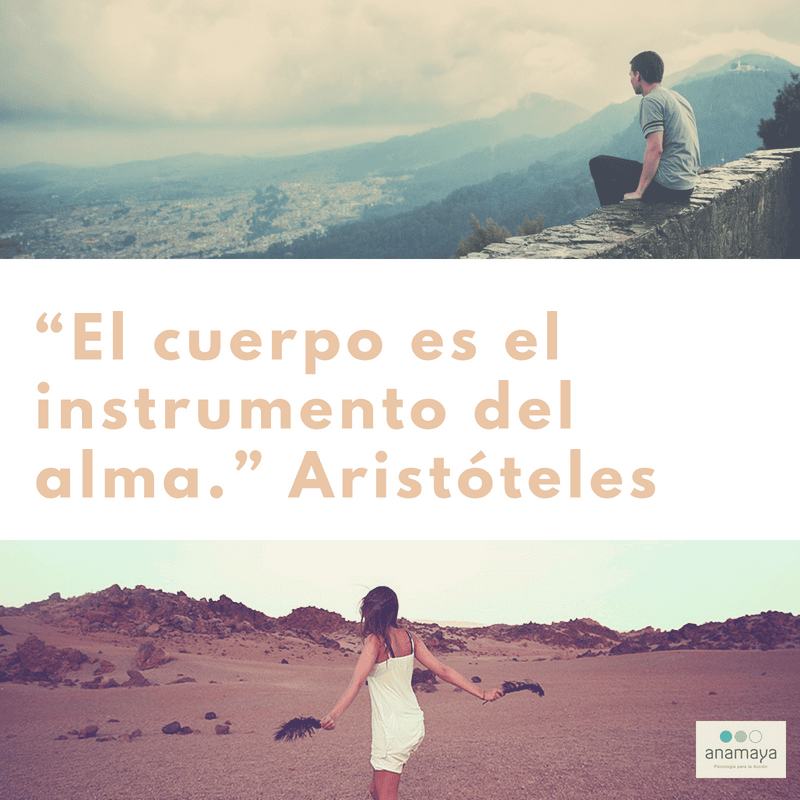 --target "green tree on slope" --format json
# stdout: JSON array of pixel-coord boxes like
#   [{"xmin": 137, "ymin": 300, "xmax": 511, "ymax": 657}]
[
  {"xmin": 515, "ymin": 213, "xmax": 545, "ymax": 237},
  {"xmin": 758, "ymin": 72, "xmax": 800, "ymax": 149},
  {"xmin": 455, "ymin": 213, "xmax": 544, "ymax": 257}
]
